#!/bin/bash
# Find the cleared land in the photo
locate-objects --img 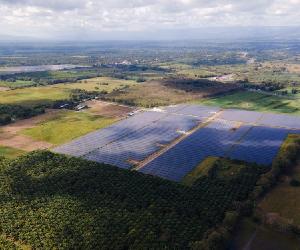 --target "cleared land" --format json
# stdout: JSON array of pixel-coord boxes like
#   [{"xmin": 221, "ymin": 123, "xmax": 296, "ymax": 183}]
[
  {"xmin": 106, "ymin": 79, "xmax": 238, "ymax": 107},
  {"xmin": 0, "ymin": 86, "xmax": 10, "ymax": 91},
  {"xmin": 85, "ymin": 100, "xmax": 134, "ymax": 117},
  {"xmin": 0, "ymin": 110, "xmax": 60, "ymax": 151}
]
